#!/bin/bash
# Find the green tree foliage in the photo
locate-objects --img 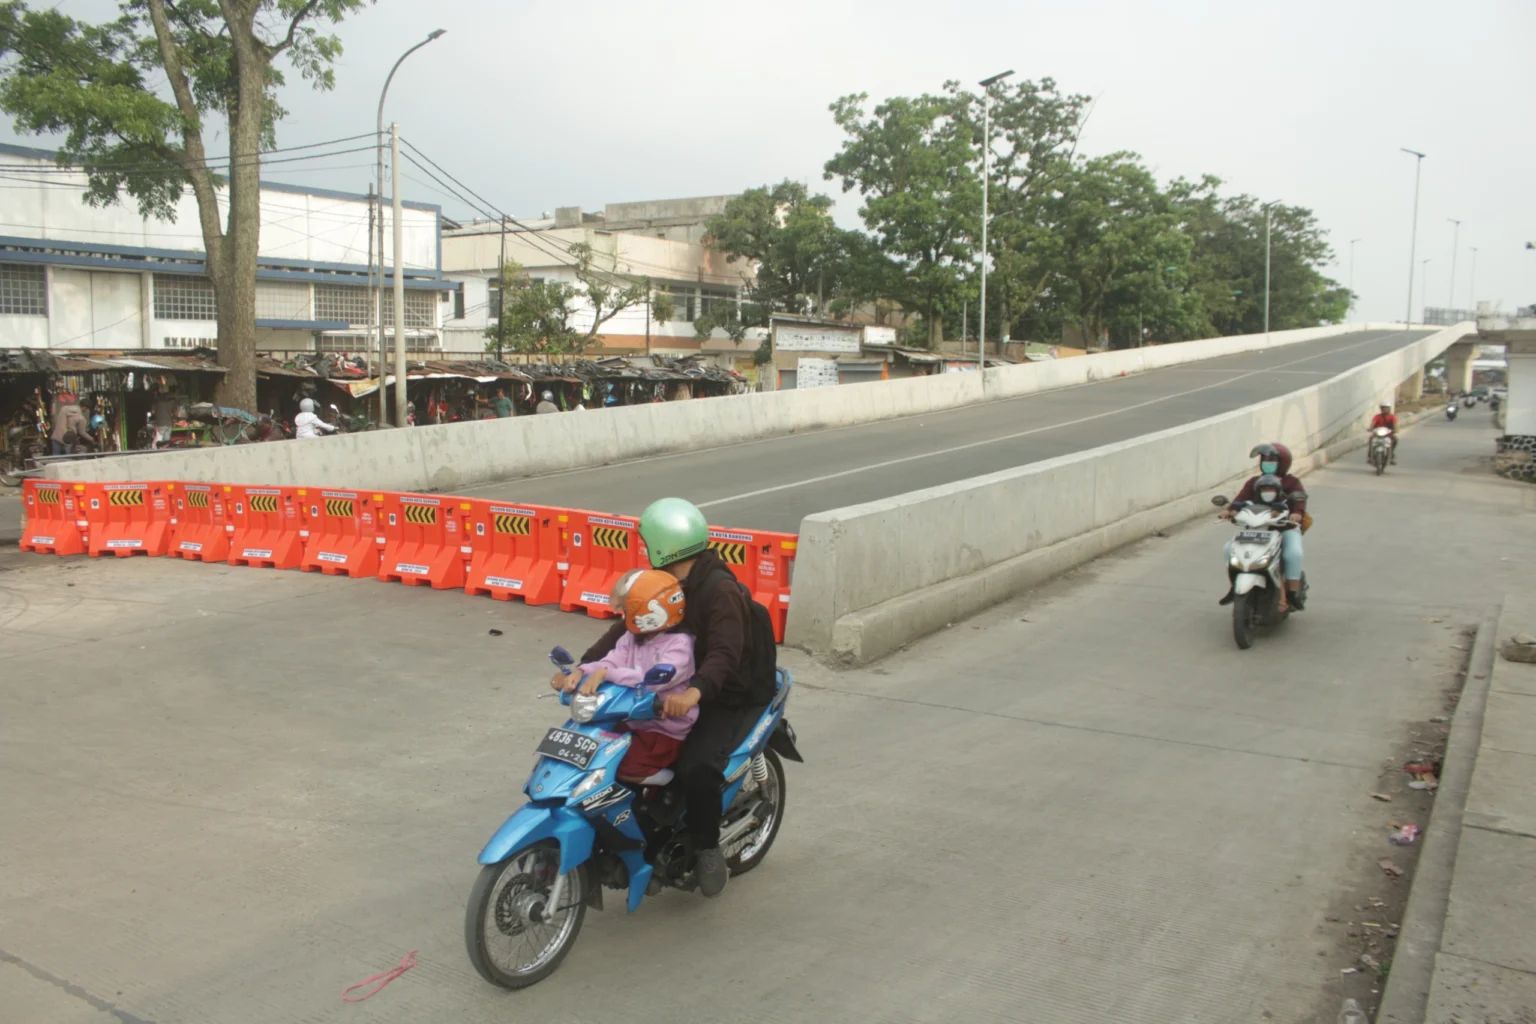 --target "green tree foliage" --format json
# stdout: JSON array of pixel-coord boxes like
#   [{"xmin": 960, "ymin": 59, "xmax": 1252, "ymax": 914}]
[
  {"xmin": 484, "ymin": 261, "xmax": 580, "ymax": 357},
  {"xmin": 0, "ymin": 0, "xmax": 368, "ymax": 409},
  {"xmin": 567, "ymin": 241, "xmax": 648, "ymax": 342}
]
